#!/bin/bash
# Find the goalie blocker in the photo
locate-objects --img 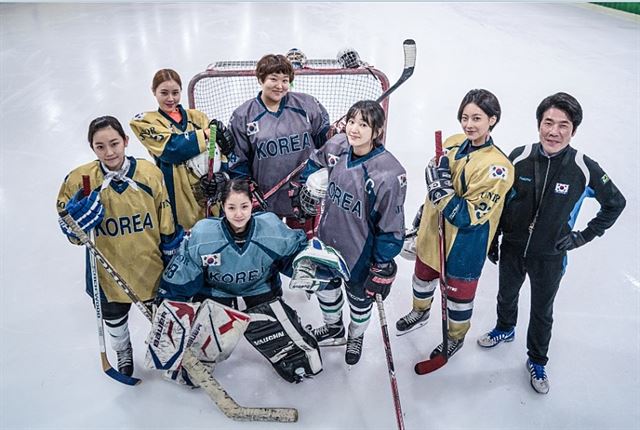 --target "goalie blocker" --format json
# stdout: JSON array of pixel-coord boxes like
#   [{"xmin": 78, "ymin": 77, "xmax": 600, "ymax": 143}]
[{"xmin": 244, "ymin": 298, "xmax": 322, "ymax": 383}]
